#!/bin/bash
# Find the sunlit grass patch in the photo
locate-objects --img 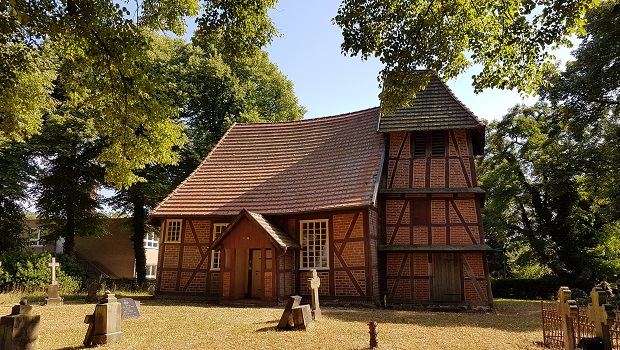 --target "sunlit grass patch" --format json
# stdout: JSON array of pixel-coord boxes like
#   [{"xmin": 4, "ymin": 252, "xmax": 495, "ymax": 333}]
[{"xmin": 0, "ymin": 297, "xmax": 545, "ymax": 349}]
